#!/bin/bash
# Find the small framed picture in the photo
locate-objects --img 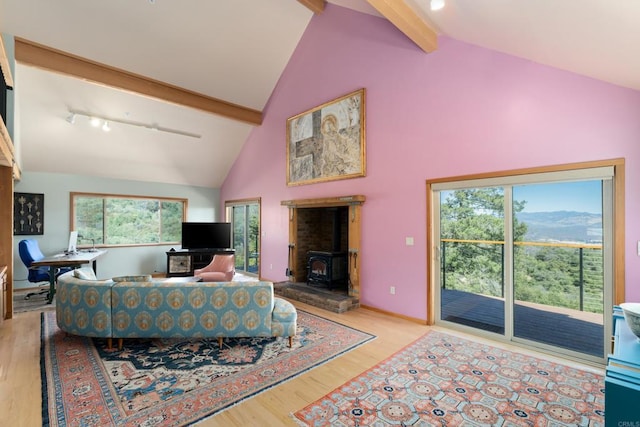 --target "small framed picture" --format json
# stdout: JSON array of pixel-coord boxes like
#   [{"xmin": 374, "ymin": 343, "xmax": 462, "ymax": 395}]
[{"xmin": 14, "ymin": 192, "xmax": 45, "ymax": 235}]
